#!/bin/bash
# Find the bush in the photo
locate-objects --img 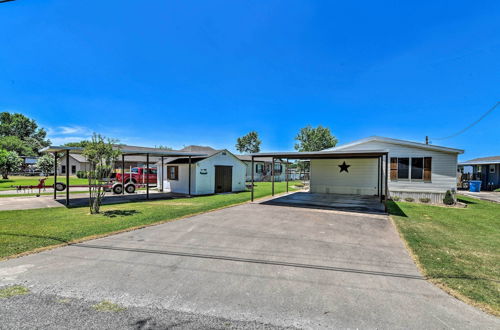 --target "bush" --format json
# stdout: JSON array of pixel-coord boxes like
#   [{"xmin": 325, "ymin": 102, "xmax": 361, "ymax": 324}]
[
  {"xmin": 404, "ymin": 197, "xmax": 414, "ymax": 202},
  {"xmin": 76, "ymin": 170, "xmax": 89, "ymax": 179},
  {"xmin": 443, "ymin": 190, "xmax": 455, "ymax": 205},
  {"xmin": 391, "ymin": 196, "xmax": 400, "ymax": 201},
  {"xmin": 419, "ymin": 197, "xmax": 431, "ymax": 203}
]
